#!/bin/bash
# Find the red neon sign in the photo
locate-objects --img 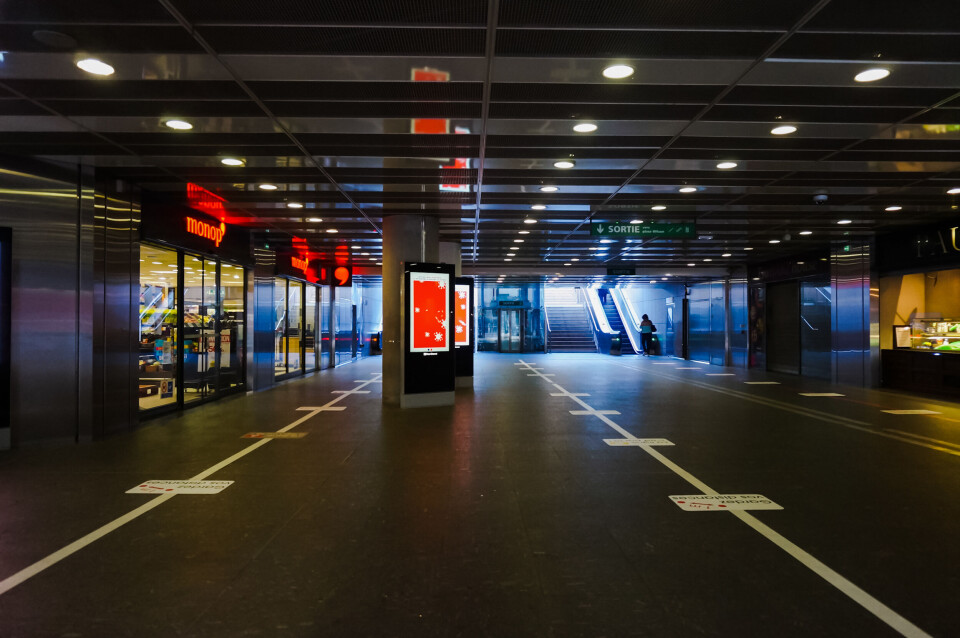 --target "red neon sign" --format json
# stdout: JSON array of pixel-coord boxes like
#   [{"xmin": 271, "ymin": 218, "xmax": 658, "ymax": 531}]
[
  {"xmin": 186, "ymin": 216, "xmax": 226, "ymax": 247},
  {"xmin": 186, "ymin": 183, "xmax": 227, "ymax": 218},
  {"xmin": 291, "ymin": 255, "xmax": 309, "ymax": 273}
]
